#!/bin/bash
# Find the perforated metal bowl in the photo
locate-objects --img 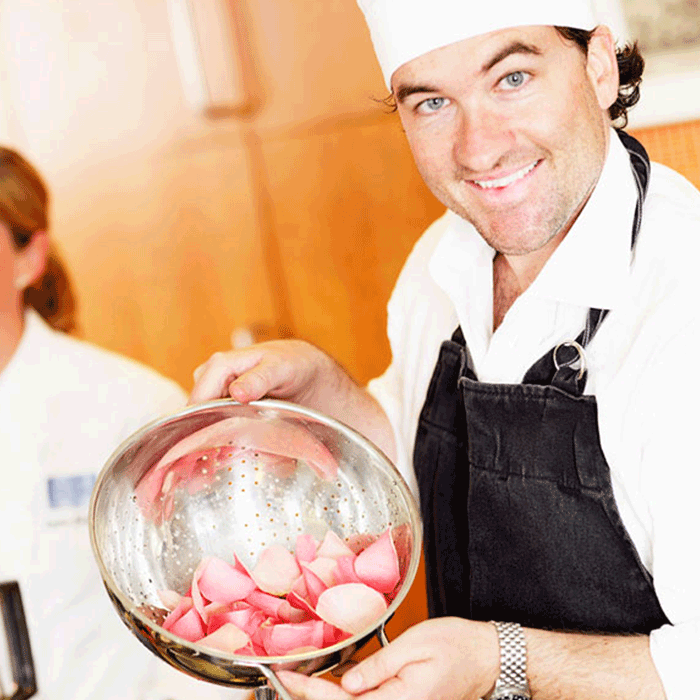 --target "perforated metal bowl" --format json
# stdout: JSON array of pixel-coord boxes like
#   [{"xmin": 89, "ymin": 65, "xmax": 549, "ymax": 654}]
[{"xmin": 89, "ymin": 399, "xmax": 421, "ymax": 699}]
